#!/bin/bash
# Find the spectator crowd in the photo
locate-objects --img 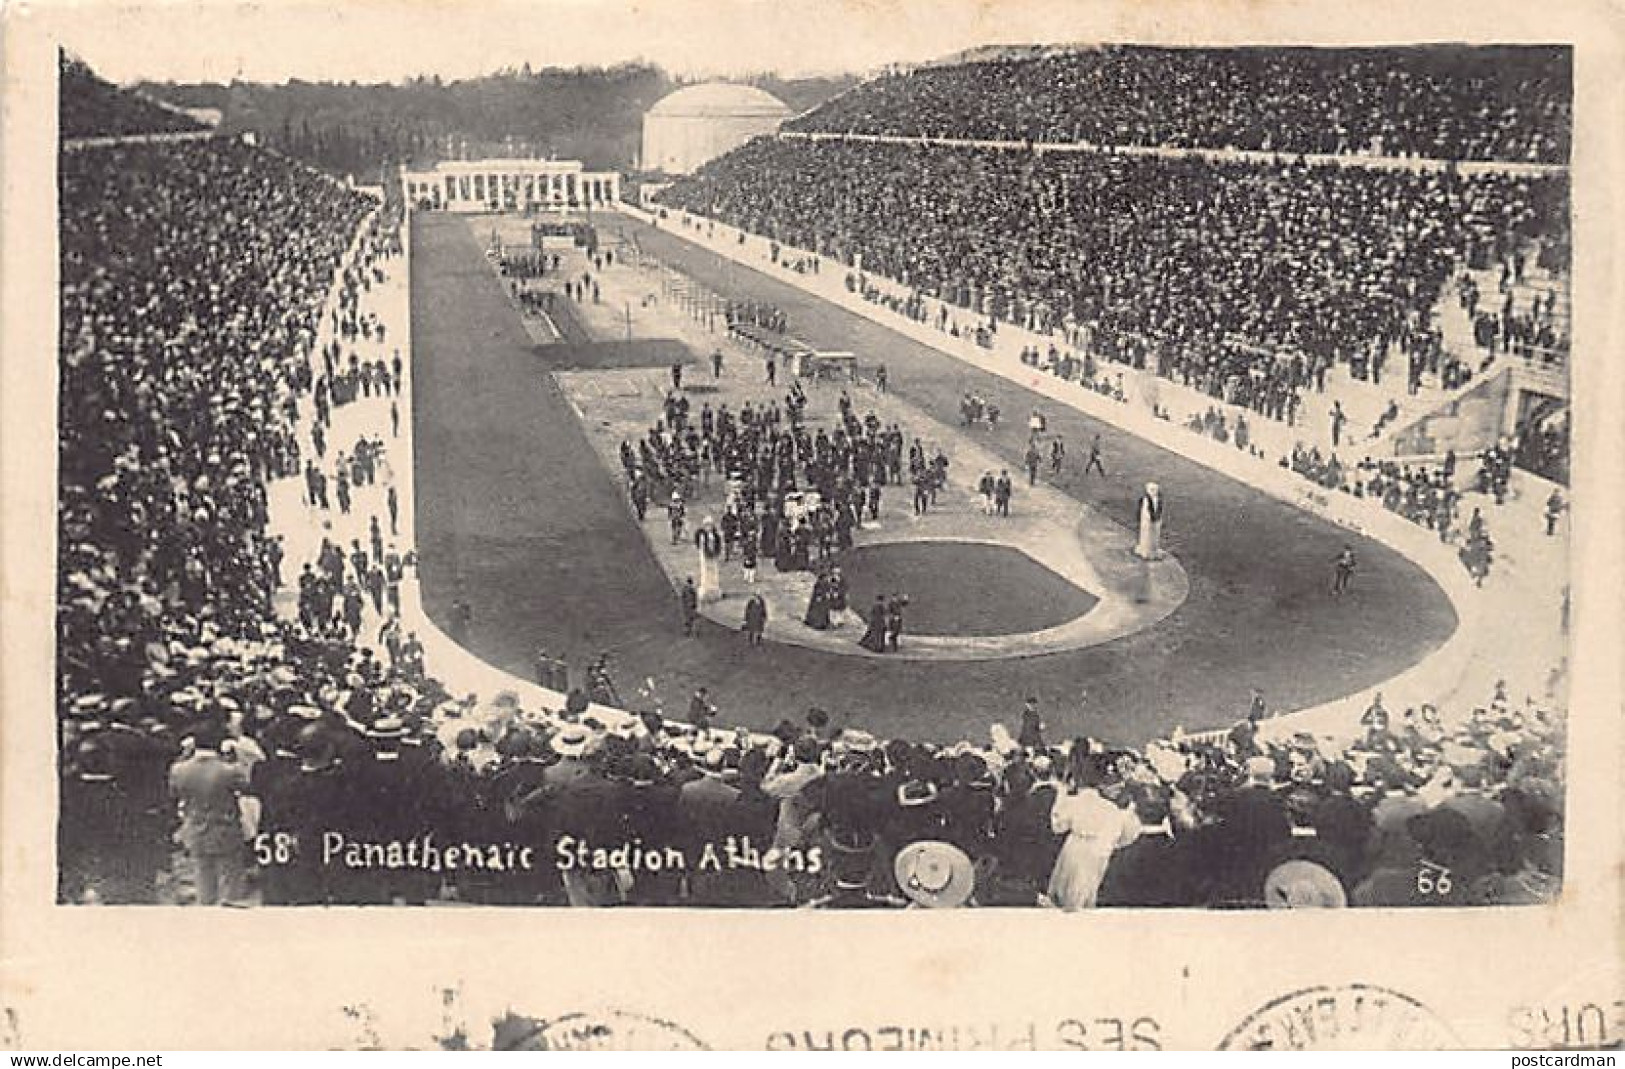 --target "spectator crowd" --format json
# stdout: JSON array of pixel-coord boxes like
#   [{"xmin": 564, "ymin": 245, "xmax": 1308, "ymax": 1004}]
[
  {"xmin": 658, "ymin": 139, "xmax": 1567, "ymax": 440},
  {"xmin": 788, "ymin": 45, "xmax": 1571, "ymax": 164}
]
